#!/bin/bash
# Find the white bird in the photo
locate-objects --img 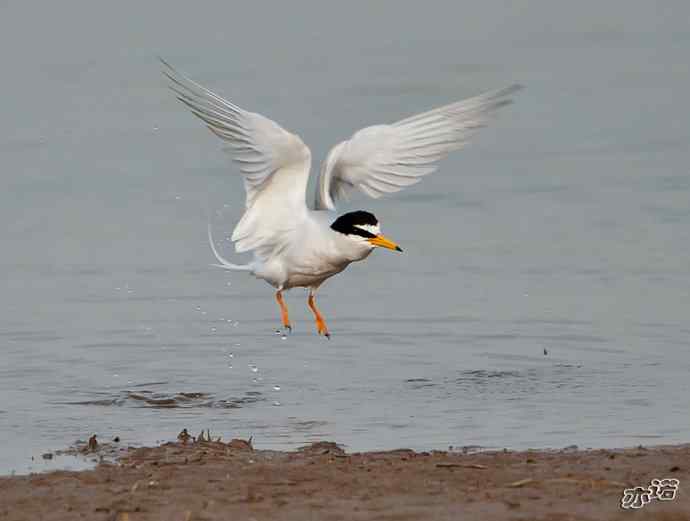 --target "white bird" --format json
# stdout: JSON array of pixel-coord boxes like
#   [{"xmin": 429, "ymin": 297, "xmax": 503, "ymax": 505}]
[{"xmin": 161, "ymin": 59, "xmax": 520, "ymax": 338}]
